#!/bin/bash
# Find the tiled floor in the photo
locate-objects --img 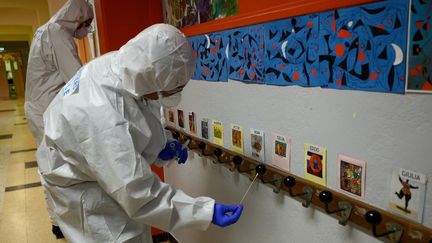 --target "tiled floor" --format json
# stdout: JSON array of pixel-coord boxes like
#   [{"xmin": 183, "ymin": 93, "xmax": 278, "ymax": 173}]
[
  {"xmin": 0, "ymin": 99, "xmax": 173, "ymax": 243},
  {"xmin": 0, "ymin": 99, "xmax": 66, "ymax": 243}
]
